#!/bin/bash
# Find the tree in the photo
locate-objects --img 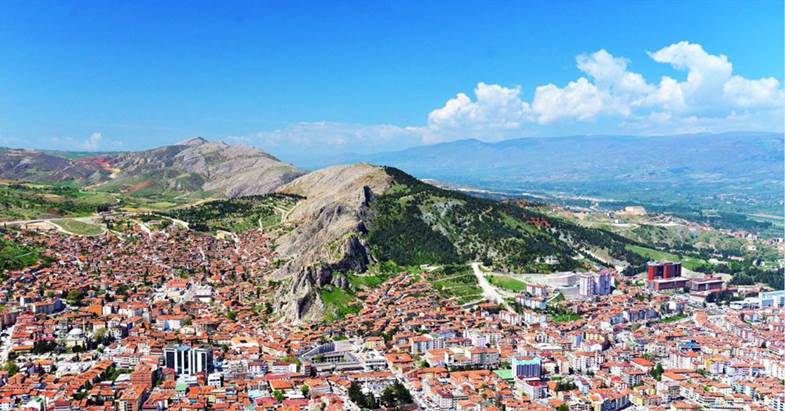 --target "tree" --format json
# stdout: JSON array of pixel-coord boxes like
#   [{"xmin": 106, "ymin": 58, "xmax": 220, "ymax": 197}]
[
  {"xmin": 66, "ymin": 289, "xmax": 85, "ymax": 305},
  {"xmin": 365, "ymin": 393, "xmax": 377, "ymax": 409},
  {"xmin": 3, "ymin": 361, "xmax": 18, "ymax": 376},
  {"xmin": 273, "ymin": 390, "xmax": 284, "ymax": 402},
  {"xmin": 301, "ymin": 384, "xmax": 310, "ymax": 398},
  {"xmin": 348, "ymin": 382, "xmax": 365, "ymax": 407},
  {"xmin": 394, "ymin": 381, "xmax": 413, "ymax": 404},
  {"xmin": 556, "ymin": 404, "xmax": 570, "ymax": 411},
  {"xmin": 650, "ymin": 363, "xmax": 664, "ymax": 381},
  {"xmin": 381, "ymin": 386, "xmax": 397, "ymax": 407}
]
